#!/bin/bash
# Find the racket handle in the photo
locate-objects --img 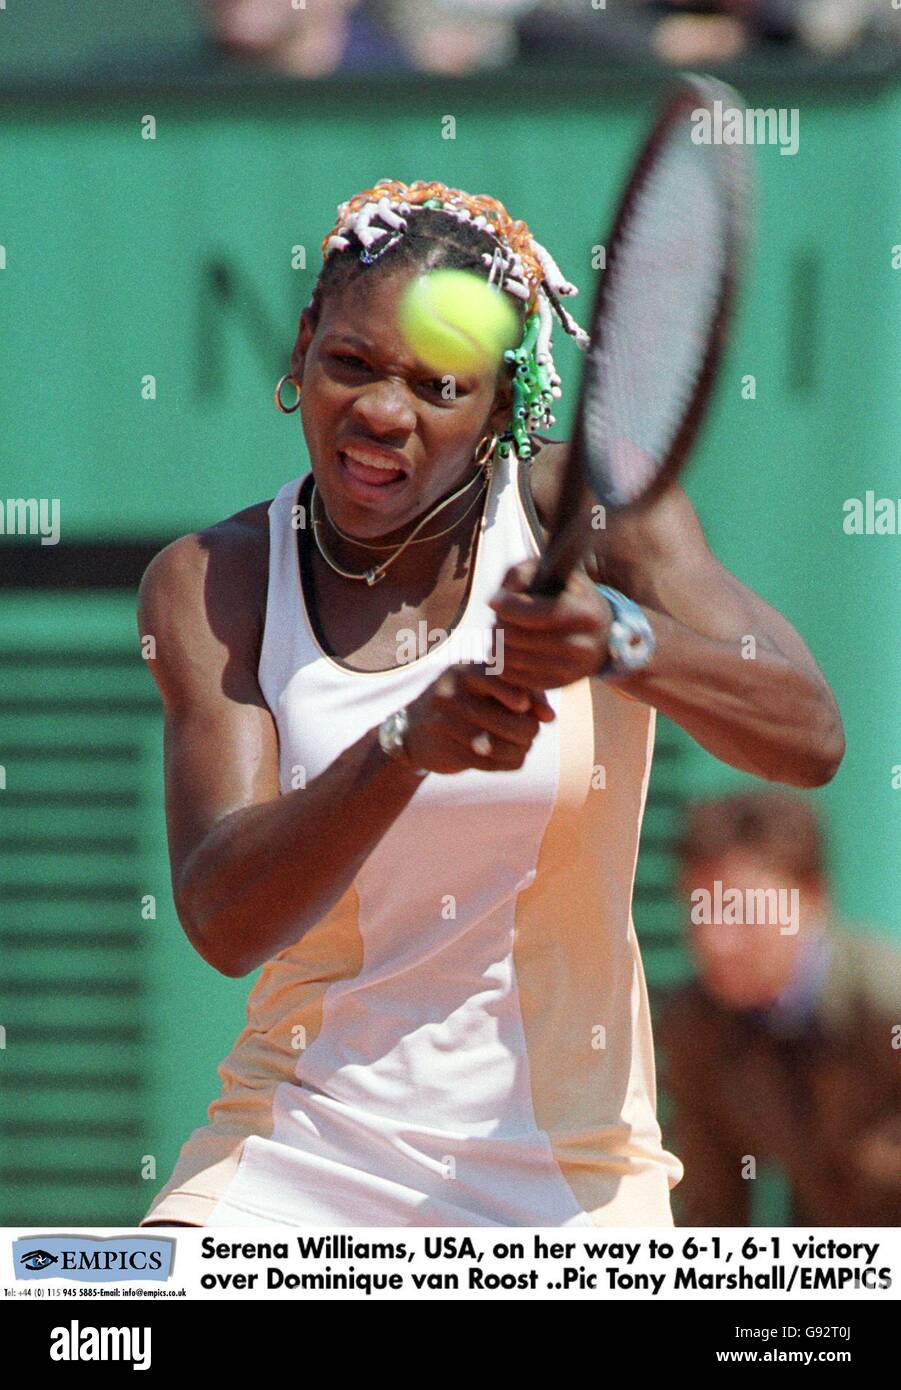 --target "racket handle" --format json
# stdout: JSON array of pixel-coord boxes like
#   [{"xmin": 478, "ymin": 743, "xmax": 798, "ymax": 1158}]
[
  {"xmin": 527, "ymin": 555, "xmax": 566, "ymax": 598},
  {"xmin": 526, "ymin": 443, "xmax": 594, "ymax": 598},
  {"xmin": 526, "ymin": 516, "xmax": 588, "ymax": 597}
]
